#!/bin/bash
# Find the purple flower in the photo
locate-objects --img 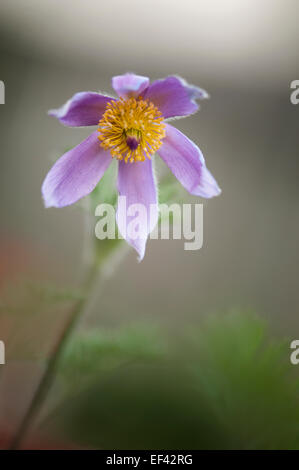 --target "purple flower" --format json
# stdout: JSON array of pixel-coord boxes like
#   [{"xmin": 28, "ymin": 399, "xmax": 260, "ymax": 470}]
[{"xmin": 42, "ymin": 73, "xmax": 221, "ymax": 260}]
